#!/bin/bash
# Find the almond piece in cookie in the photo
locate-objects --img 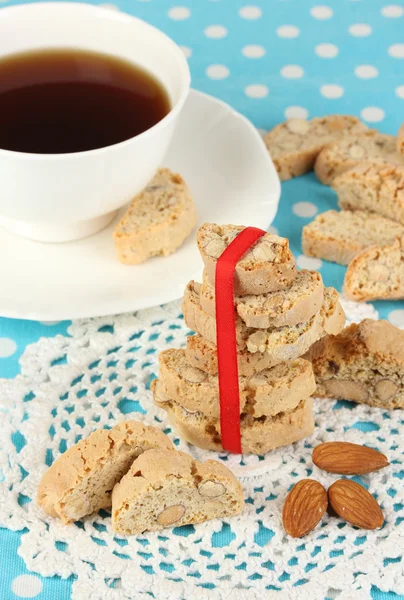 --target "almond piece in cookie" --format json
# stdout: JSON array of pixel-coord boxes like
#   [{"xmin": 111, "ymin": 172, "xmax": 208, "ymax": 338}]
[
  {"xmin": 197, "ymin": 223, "xmax": 296, "ymax": 295},
  {"xmin": 306, "ymin": 319, "xmax": 404, "ymax": 409},
  {"xmin": 263, "ymin": 115, "xmax": 367, "ymax": 180},
  {"xmin": 37, "ymin": 421, "xmax": 173, "ymax": 523},
  {"xmin": 111, "ymin": 448, "xmax": 244, "ymax": 534},
  {"xmin": 113, "ymin": 168, "xmax": 197, "ymax": 265}
]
